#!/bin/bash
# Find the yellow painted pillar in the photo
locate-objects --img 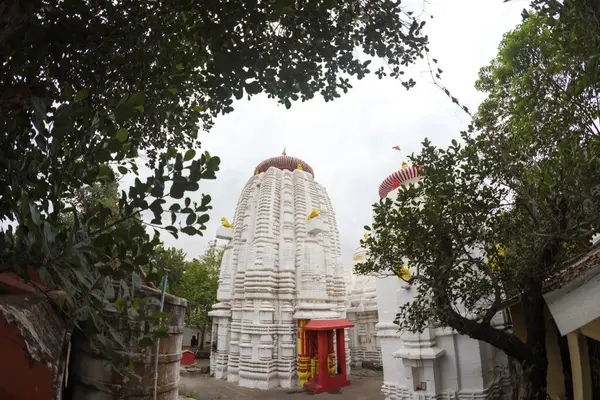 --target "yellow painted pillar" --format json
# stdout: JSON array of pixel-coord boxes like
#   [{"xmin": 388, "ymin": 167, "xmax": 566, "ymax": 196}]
[
  {"xmin": 567, "ymin": 331, "xmax": 593, "ymax": 400},
  {"xmin": 298, "ymin": 319, "xmax": 311, "ymax": 386}
]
